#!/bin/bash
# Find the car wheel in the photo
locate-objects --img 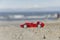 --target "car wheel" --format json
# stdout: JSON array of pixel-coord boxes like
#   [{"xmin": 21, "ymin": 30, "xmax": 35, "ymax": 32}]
[
  {"xmin": 24, "ymin": 24, "xmax": 27, "ymax": 28},
  {"xmin": 37, "ymin": 24, "xmax": 41, "ymax": 28}
]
